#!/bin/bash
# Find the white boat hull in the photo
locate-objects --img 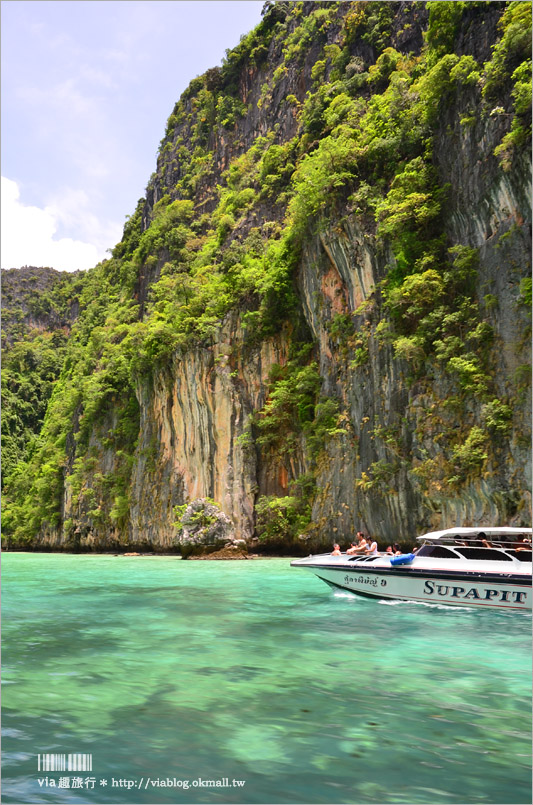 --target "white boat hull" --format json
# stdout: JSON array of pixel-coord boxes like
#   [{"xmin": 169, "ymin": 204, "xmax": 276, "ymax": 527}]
[{"xmin": 295, "ymin": 564, "xmax": 531, "ymax": 610}]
